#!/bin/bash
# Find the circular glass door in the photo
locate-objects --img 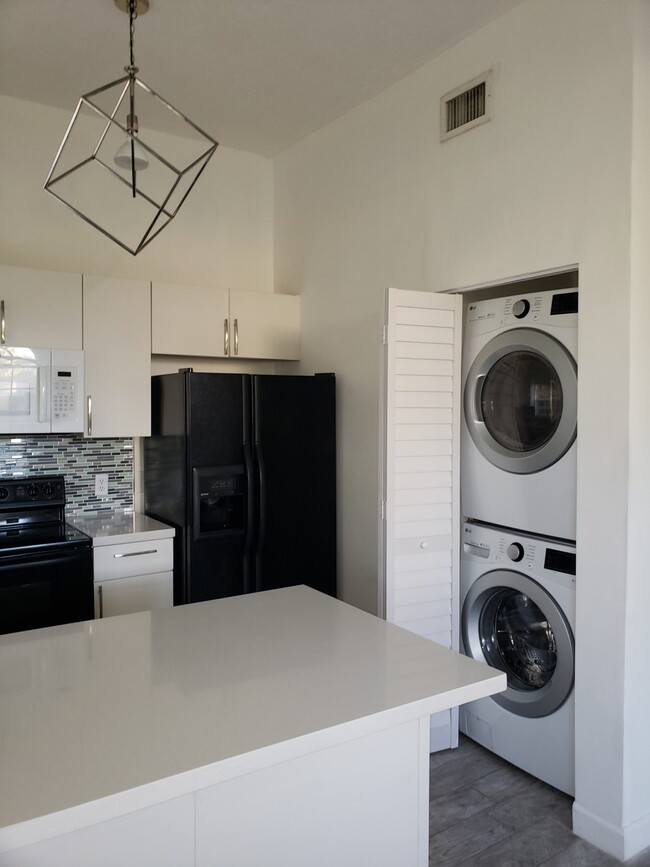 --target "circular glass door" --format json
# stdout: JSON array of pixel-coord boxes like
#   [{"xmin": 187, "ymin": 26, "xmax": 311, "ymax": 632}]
[
  {"xmin": 464, "ymin": 329, "xmax": 577, "ymax": 474},
  {"xmin": 461, "ymin": 570, "xmax": 574, "ymax": 718}
]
